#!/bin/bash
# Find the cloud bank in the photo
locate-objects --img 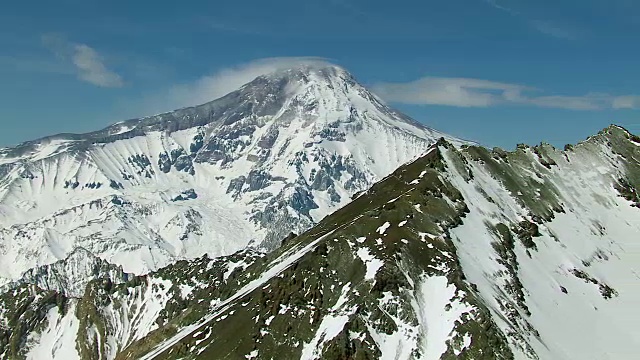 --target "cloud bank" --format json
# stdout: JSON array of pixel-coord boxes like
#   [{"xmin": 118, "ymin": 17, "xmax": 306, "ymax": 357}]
[
  {"xmin": 372, "ymin": 77, "xmax": 640, "ymax": 111},
  {"xmin": 136, "ymin": 57, "xmax": 331, "ymax": 114},
  {"xmin": 123, "ymin": 56, "xmax": 637, "ymax": 119},
  {"xmin": 42, "ymin": 33, "xmax": 124, "ymax": 88}
]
